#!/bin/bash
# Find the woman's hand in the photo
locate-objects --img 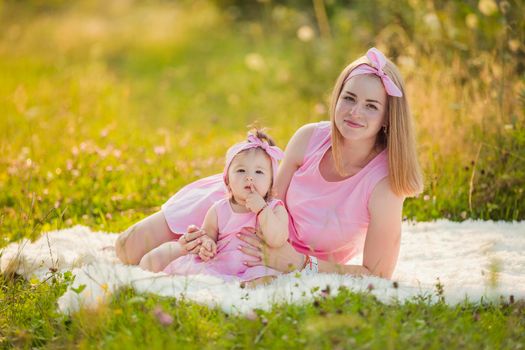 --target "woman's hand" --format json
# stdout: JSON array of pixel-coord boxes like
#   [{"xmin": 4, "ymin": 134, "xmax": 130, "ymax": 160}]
[
  {"xmin": 178, "ymin": 225, "xmax": 206, "ymax": 254},
  {"xmin": 237, "ymin": 229, "xmax": 305, "ymax": 273}
]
